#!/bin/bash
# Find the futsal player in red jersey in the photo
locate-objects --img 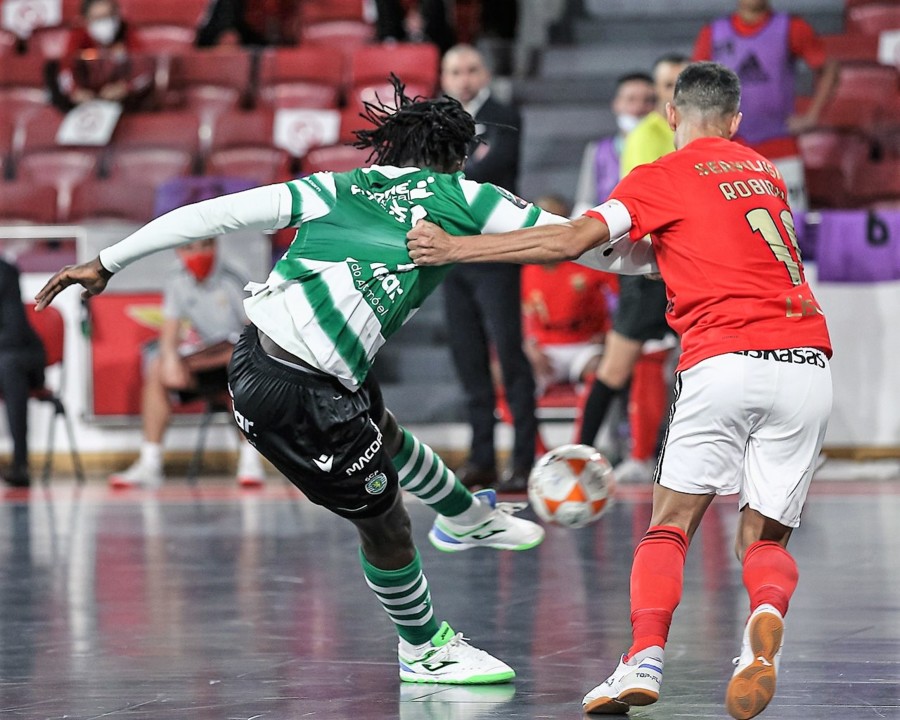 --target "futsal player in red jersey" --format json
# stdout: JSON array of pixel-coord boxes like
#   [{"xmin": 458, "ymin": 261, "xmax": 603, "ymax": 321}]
[{"xmin": 407, "ymin": 61, "xmax": 833, "ymax": 720}]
